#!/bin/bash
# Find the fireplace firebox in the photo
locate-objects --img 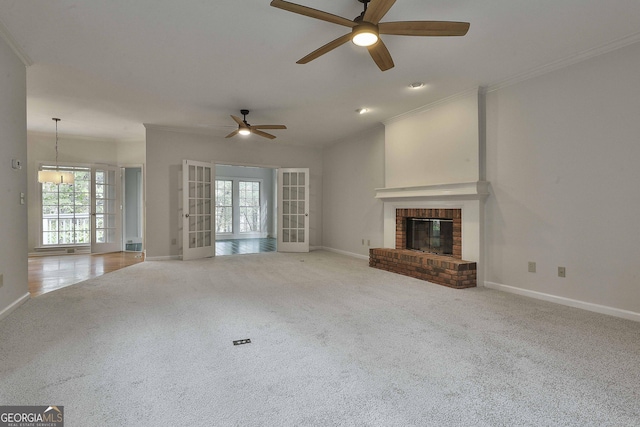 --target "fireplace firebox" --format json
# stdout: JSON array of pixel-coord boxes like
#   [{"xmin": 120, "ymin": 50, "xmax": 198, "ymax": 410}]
[{"xmin": 405, "ymin": 218, "xmax": 453, "ymax": 255}]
